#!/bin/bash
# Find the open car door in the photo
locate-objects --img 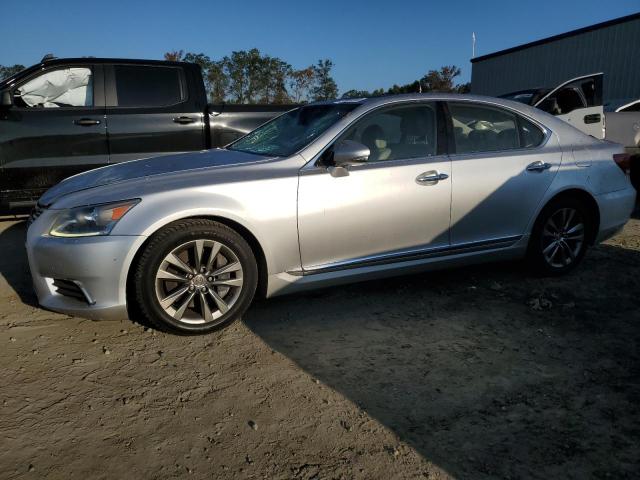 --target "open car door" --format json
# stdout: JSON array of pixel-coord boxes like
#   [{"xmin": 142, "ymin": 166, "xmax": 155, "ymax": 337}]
[{"xmin": 534, "ymin": 73, "xmax": 604, "ymax": 138}]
